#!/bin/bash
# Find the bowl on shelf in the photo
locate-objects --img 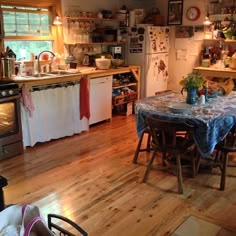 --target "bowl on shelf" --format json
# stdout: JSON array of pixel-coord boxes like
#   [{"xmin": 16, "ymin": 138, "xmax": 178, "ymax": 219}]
[
  {"xmin": 95, "ymin": 56, "xmax": 111, "ymax": 70},
  {"xmin": 102, "ymin": 10, "xmax": 113, "ymax": 19},
  {"xmin": 111, "ymin": 59, "xmax": 124, "ymax": 67}
]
